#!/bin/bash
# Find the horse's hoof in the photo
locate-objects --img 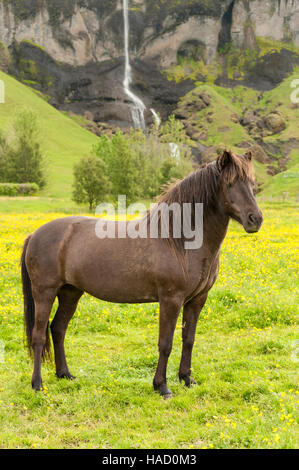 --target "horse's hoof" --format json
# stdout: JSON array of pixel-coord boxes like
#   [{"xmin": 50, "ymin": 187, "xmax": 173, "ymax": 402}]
[
  {"xmin": 57, "ymin": 372, "xmax": 76, "ymax": 380},
  {"xmin": 179, "ymin": 375, "xmax": 197, "ymax": 388},
  {"xmin": 187, "ymin": 377, "xmax": 197, "ymax": 388},
  {"xmin": 163, "ymin": 392, "xmax": 173, "ymax": 400},
  {"xmin": 153, "ymin": 381, "xmax": 172, "ymax": 398},
  {"xmin": 31, "ymin": 379, "xmax": 42, "ymax": 392}
]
